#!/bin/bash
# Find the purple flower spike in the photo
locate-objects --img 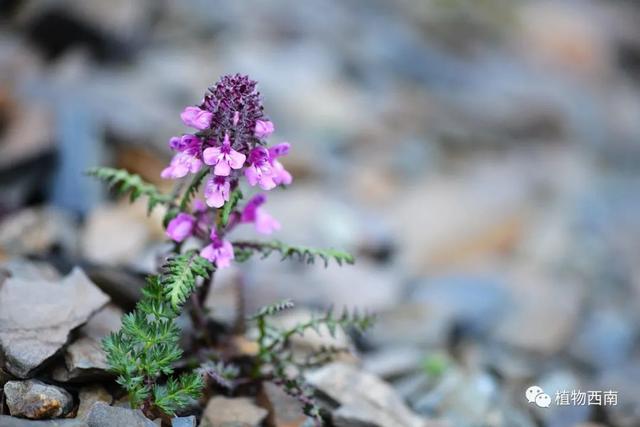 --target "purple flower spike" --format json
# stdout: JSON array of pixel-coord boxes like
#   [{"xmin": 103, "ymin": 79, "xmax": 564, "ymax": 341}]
[
  {"xmin": 161, "ymin": 152, "xmax": 203, "ymax": 179},
  {"xmin": 166, "ymin": 213, "xmax": 196, "ymax": 242},
  {"xmin": 268, "ymin": 143, "xmax": 293, "ymax": 186},
  {"xmin": 241, "ymin": 194, "xmax": 280, "ymax": 234},
  {"xmin": 204, "ymin": 175, "xmax": 230, "ymax": 208},
  {"xmin": 200, "ymin": 232, "xmax": 234, "ymax": 268},
  {"xmin": 181, "ymin": 106, "xmax": 213, "ymax": 130},
  {"xmin": 255, "ymin": 120, "xmax": 274, "ymax": 139},
  {"xmin": 203, "ymin": 134, "xmax": 246, "ymax": 176},
  {"xmin": 245, "ymin": 147, "xmax": 276, "ymax": 190}
]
